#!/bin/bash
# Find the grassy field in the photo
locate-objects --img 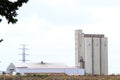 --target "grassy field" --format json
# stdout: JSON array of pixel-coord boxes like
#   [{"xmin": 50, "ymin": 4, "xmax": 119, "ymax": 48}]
[{"xmin": 0, "ymin": 74, "xmax": 120, "ymax": 80}]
